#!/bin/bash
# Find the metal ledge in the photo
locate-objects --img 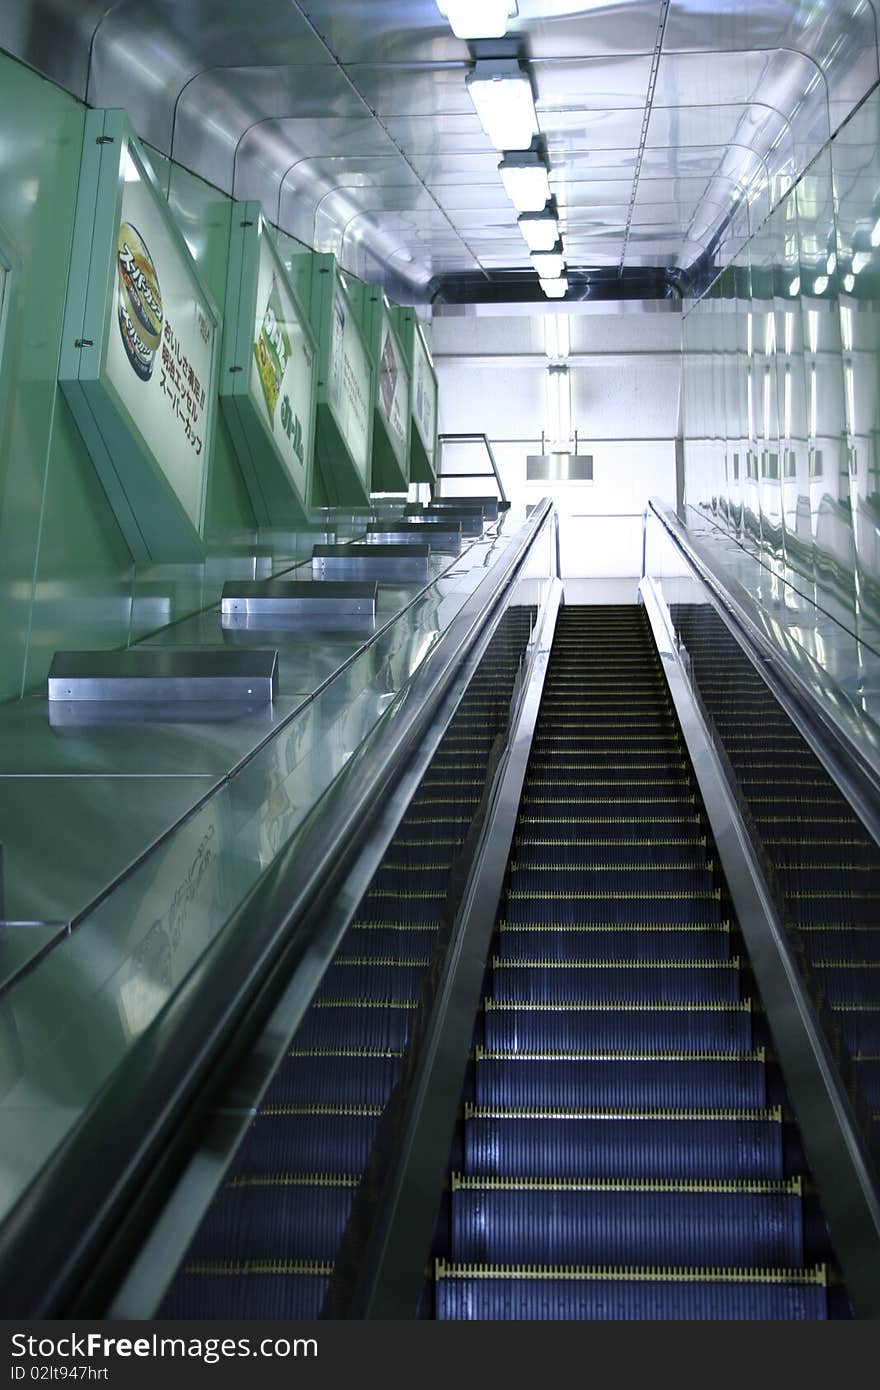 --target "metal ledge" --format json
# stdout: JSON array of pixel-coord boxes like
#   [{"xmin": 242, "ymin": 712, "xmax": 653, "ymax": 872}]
[
  {"xmin": 365, "ymin": 523, "xmax": 462, "ymax": 554},
  {"xmin": 311, "ymin": 543, "xmax": 430, "ymax": 582},
  {"xmin": 406, "ymin": 507, "xmax": 484, "ymax": 536},
  {"xmin": 640, "ymin": 573, "xmax": 880, "ymax": 1320},
  {"xmin": 426, "ymin": 496, "xmax": 500, "ymax": 521},
  {"xmin": 220, "ymin": 579, "xmax": 377, "ymax": 619},
  {"xmin": 47, "ymin": 649, "xmax": 278, "ymax": 703}
]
